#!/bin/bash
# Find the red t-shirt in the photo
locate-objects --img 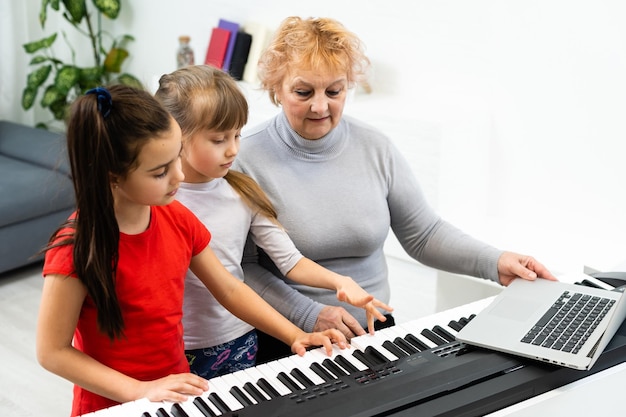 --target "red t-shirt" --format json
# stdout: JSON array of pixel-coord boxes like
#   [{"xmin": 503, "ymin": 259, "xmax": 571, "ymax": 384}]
[{"xmin": 42, "ymin": 201, "xmax": 211, "ymax": 416}]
